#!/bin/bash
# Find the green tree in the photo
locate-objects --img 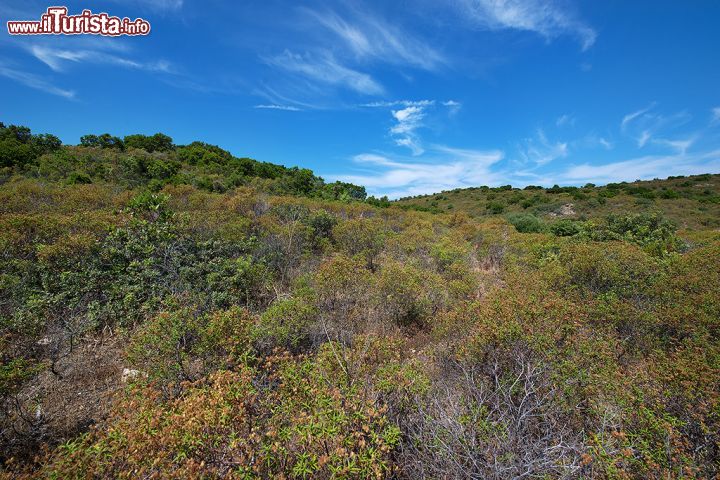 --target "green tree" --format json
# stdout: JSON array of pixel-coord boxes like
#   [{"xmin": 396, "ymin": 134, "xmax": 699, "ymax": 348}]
[{"xmin": 124, "ymin": 133, "xmax": 174, "ymax": 152}]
